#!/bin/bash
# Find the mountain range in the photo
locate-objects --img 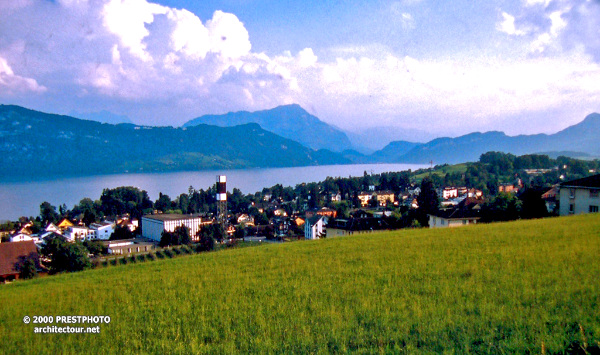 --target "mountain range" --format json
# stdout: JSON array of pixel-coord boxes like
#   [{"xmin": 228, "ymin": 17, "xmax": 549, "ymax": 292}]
[
  {"xmin": 375, "ymin": 113, "xmax": 600, "ymax": 164},
  {"xmin": 0, "ymin": 105, "xmax": 347, "ymax": 179},
  {"xmin": 0, "ymin": 103, "xmax": 598, "ymax": 179}
]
